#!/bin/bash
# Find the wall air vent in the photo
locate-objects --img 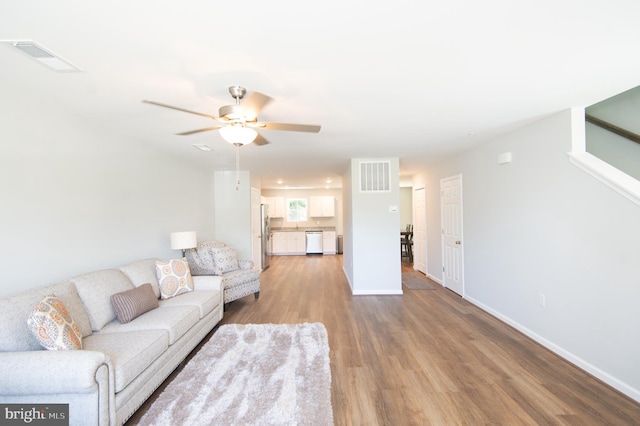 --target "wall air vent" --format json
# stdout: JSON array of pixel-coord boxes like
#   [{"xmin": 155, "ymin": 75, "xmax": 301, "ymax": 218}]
[
  {"xmin": 1, "ymin": 40, "xmax": 82, "ymax": 72},
  {"xmin": 359, "ymin": 160, "xmax": 390, "ymax": 192}
]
